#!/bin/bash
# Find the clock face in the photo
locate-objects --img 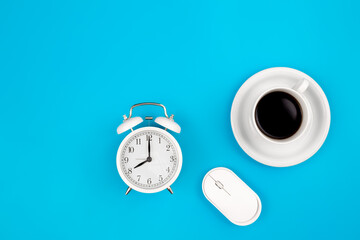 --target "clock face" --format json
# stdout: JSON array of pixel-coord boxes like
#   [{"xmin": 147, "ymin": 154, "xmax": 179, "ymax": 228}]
[{"xmin": 117, "ymin": 127, "xmax": 182, "ymax": 193}]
